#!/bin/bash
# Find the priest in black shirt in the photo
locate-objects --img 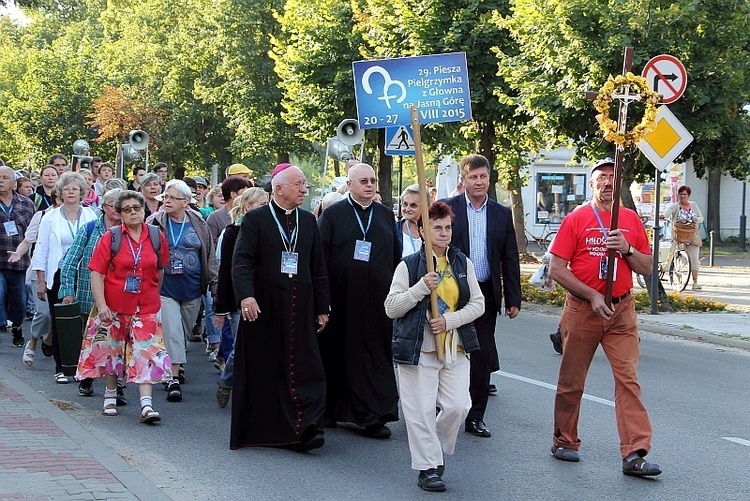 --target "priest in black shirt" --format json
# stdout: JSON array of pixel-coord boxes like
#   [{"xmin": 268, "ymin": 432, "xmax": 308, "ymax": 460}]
[
  {"xmin": 318, "ymin": 163, "xmax": 401, "ymax": 438},
  {"xmin": 230, "ymin": 164, "xmax": 330, "ymax": 452}
]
